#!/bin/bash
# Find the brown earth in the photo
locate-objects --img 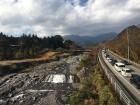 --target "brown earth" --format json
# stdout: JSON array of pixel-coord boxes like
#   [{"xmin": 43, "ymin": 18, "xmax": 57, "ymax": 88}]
[
  {"xmin": 0, "ymin": 51, "xmax": 58, "ymax": 66},
  {"xmin": 106, "ymin": 25, "xmax": 140, "ymax": 63}
]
